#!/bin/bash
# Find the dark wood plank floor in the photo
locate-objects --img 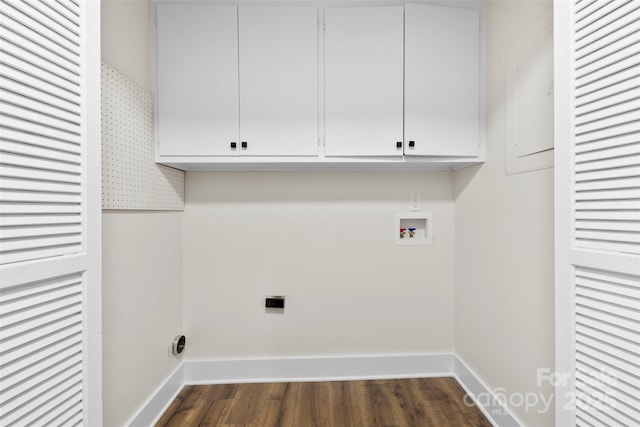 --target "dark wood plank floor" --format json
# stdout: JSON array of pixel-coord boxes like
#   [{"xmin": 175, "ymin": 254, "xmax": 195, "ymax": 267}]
[{"xmin": 156, "ymin": 377, "xmax": 492, "ymax": 427}]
